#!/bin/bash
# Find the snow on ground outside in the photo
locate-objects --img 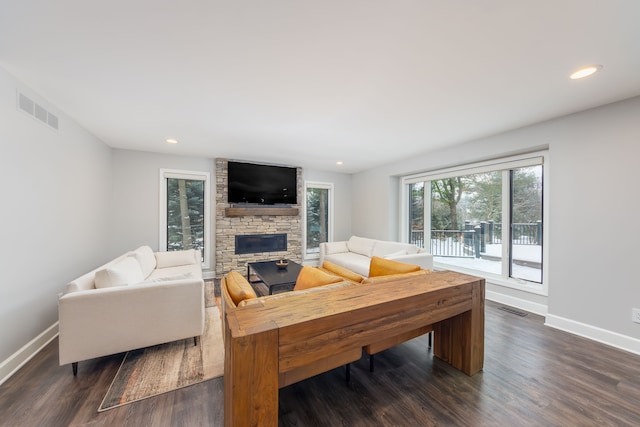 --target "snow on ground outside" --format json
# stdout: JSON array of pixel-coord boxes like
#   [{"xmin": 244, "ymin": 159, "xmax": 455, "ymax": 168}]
[{"xmin": 436, "ymin": 244, "xmax": 542, "ymax": 283}]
